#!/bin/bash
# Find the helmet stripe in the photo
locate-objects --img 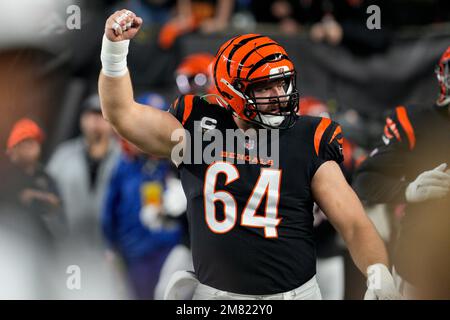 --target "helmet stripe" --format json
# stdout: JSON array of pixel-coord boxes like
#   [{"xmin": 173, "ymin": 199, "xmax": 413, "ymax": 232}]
[
  {"xmin": 213, "ymin": 34, "xmax": 262, "ymax": 97},
  {"xmin": 213, "ymin": 35, "xmax": 242, "ymax": 96},
  {"xmin": 226, "ymin": 35, "xmax": 265, "ymax": 77},
  {"xmin": 314, "ymin": 118, "xmax": 332, "ymax": 156},
  {"xmin": 395, "ymin": 106, "xmax": 416, "ymax": 150},
  {"xmin": 246, "ymin": 54, "xmax": 291, "ymax": 79},
  {"xmin": 236, "ymin": 42, "xmax": 278, "ymax": 79}
]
